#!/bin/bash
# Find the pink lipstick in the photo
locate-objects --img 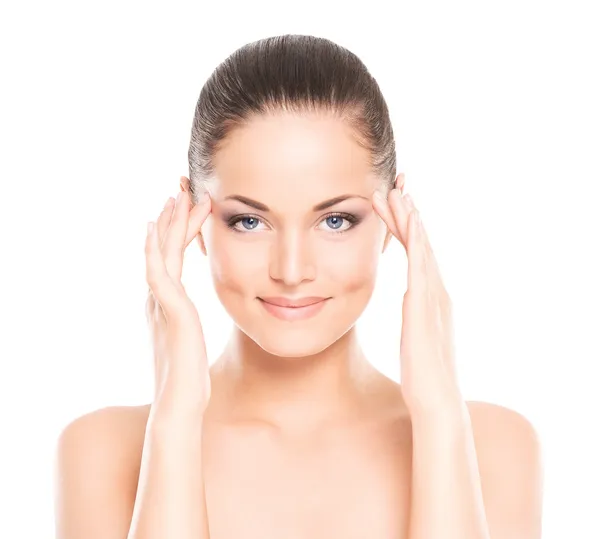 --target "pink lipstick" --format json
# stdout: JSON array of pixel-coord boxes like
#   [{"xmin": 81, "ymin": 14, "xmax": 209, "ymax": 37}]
[{"xmin": 258, "ymin": 297, "xmax": 329, "ymax": 321}]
